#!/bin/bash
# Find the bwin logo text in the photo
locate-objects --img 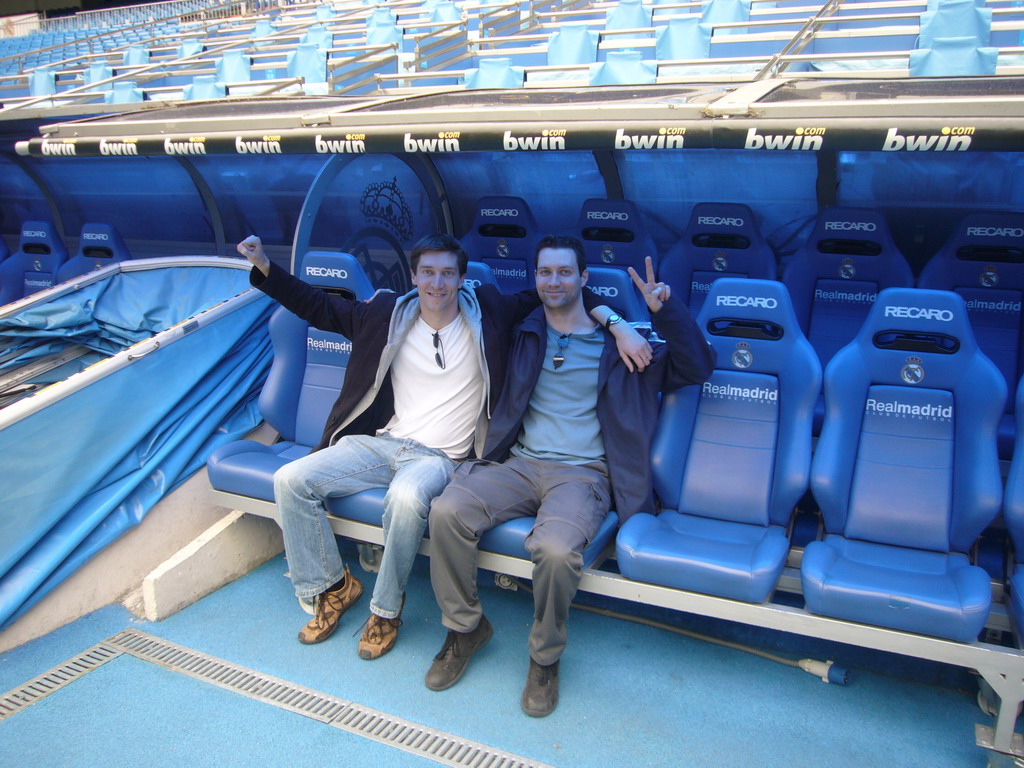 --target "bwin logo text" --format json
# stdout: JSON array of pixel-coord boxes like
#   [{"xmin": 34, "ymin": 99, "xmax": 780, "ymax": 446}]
[
  {"xmin": 404, "ymin": 134, "xmax": 460, "ymax": 152},
  {"xmin": 236, "ymin": 136, "xmax": 282, "ymax": 154},
  {"xmin": 99, "ymin": 139, "xmax": 138, "ymax": 156},
  {"xmin": 744, "ymin": 128, "xmax": 823, "ymax": 151},
  {"xmin": 315, "ymin": 135, "xmax": 366, "ymax": 154},
  {"xmin": 614, "ymin": 129, "xmax": 684, "ymax": 150},
  {"xmin": 503, "ymin": 131, "xmax": 565, "ymax": 151},
  {"xmin": 882, "ymin": 128, "xmax": 971, "ymax": 152}
]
